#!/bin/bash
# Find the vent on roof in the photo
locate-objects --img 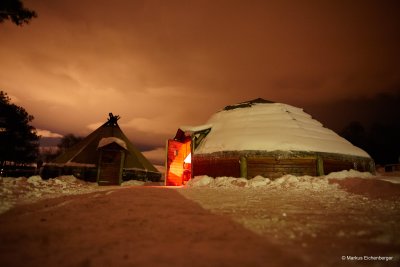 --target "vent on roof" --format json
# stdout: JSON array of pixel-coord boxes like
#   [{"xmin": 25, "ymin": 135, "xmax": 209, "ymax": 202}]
[
  {"xmin": 223, "ymin": 98, "xmax": 275, "ymax": 111},
  {"xmin": 105, "ymin": 113, "xmax": 120, "ymax": 126}
]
